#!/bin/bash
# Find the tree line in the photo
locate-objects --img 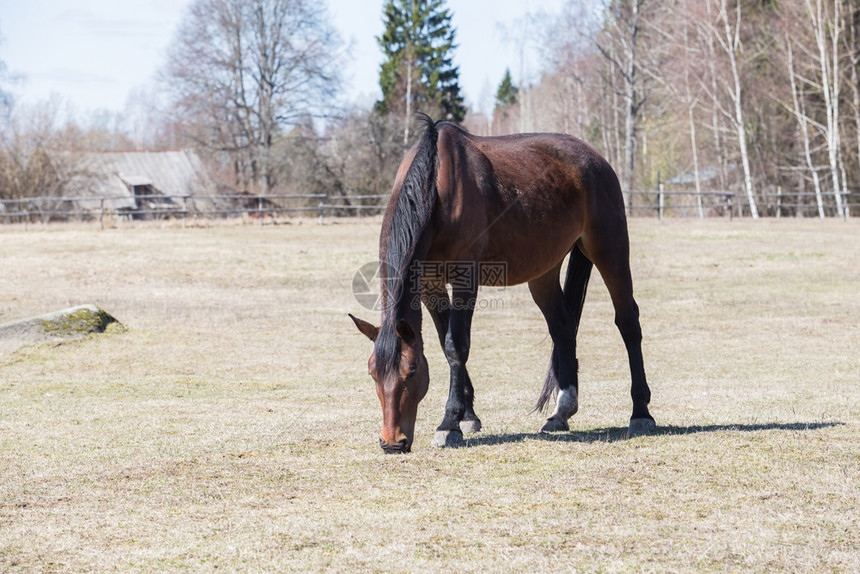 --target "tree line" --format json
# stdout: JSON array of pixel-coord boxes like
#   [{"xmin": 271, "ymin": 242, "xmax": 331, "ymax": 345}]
[
  {"xmin": 1, "ymin": 0, "xmax": 858, "ymax": 218},
  {"xmin": 492, "ymin": 0, "xmax": 860, "ymax": 218}
]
